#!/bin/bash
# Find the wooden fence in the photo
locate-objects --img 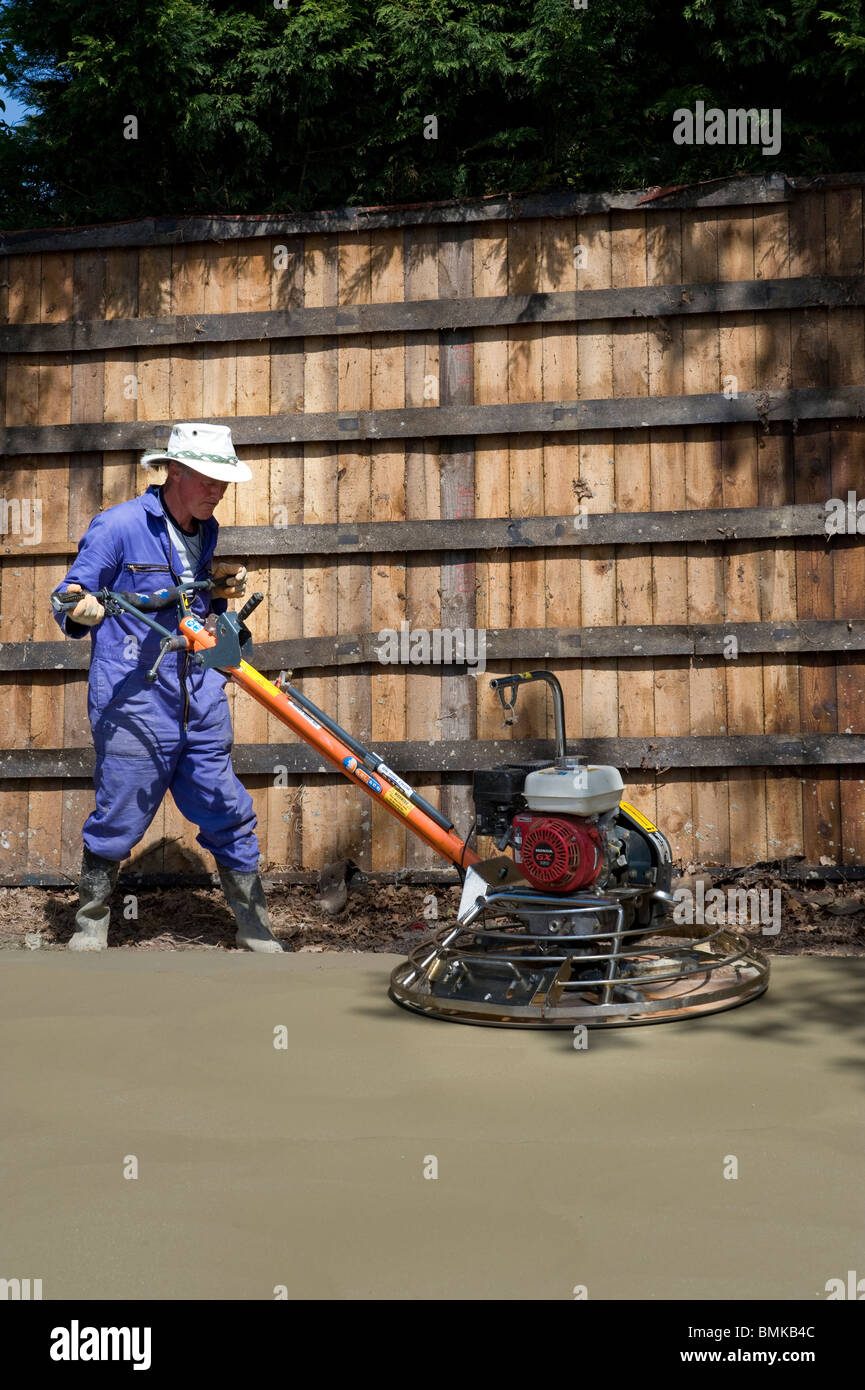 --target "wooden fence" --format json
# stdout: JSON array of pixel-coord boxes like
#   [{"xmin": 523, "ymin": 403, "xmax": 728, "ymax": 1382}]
[{"xmin": 2, "ymin": 173, "xmax": 865, "ymax": 882}]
